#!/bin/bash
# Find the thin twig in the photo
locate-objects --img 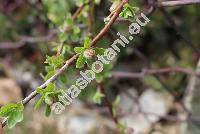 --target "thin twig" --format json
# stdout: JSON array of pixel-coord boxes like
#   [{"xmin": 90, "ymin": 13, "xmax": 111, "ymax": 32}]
[
  {"xmin": 158, "ymin": 7, "xmax": 200, "ymax": 54},
  {"xmin": 57, "ymin": 5, "xmax": 85, "ymax": 55},
  {"xmin": 112, "ymin": 67, "xmax": 200, "ymax": 79},
  {"xmin": 159, "ymin": 0, "xmax": 200, "ymax": 7},
  {"xmin": 72, "ymin": 5, "xmax": 84, "ymax": 20},
  {"xmin": 98, "ymin": 83, "xmax": 119, "ymax": 133},
  {"xmin": 91, "ymin": 0, "xmax": 128, "ymax": 46},
  {"xmin": 0, "ymin": 30, "xmax": 57, "ymax": 49}
]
